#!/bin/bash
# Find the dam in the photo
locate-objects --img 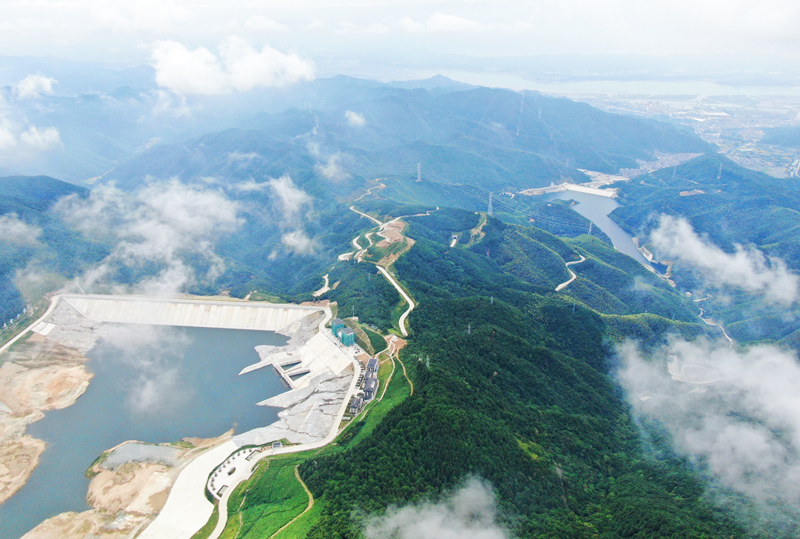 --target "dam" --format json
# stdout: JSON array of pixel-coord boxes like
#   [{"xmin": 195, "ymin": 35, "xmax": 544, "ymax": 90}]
[
  {"xmin": 1, "ymin": 293, "xmax": 358, "ymax": 539},
  {"xmin": 61, "ymin": 295, "xmax": 319, "ymax": 332}
]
